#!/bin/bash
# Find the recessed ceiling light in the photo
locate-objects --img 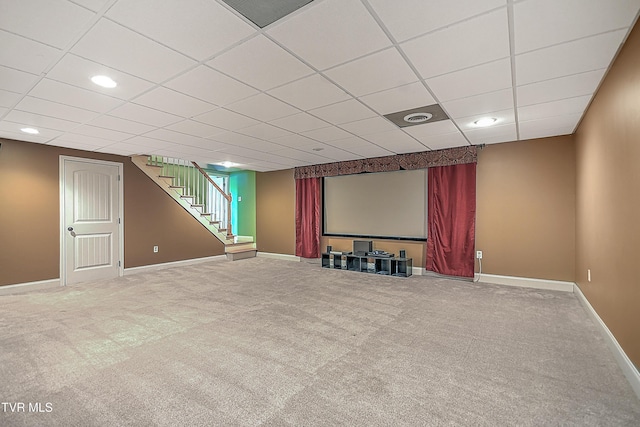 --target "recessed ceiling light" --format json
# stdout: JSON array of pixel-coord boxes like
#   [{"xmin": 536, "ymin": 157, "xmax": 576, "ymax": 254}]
[
  {"xmin": 219, "ymin": 161, "xmax": 237, "ymax": 168},
  {"xmin": 20, "ymin": 127, "xmax": 39, "ymax": 135},
  {"xmin": 404, "ymin": 112, "xmax": 433, "ymax": 124},
  {"xmin": 473, "ymin": 117, "xmax": 498, "ymax": 127},
  {"xmin": 91, "ymin": 75, "xmax": 117, "ymax": 88}
]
